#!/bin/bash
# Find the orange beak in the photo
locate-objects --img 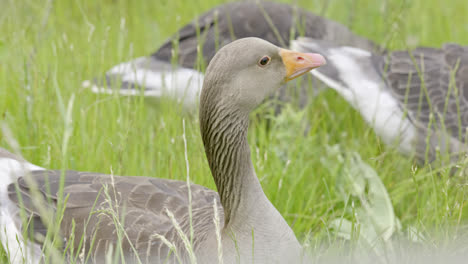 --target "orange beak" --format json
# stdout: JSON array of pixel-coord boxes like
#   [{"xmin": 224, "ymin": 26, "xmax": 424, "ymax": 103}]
[{"xmin": 279, "ymin": 49, "xmax": 326, "ymax": 81}]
